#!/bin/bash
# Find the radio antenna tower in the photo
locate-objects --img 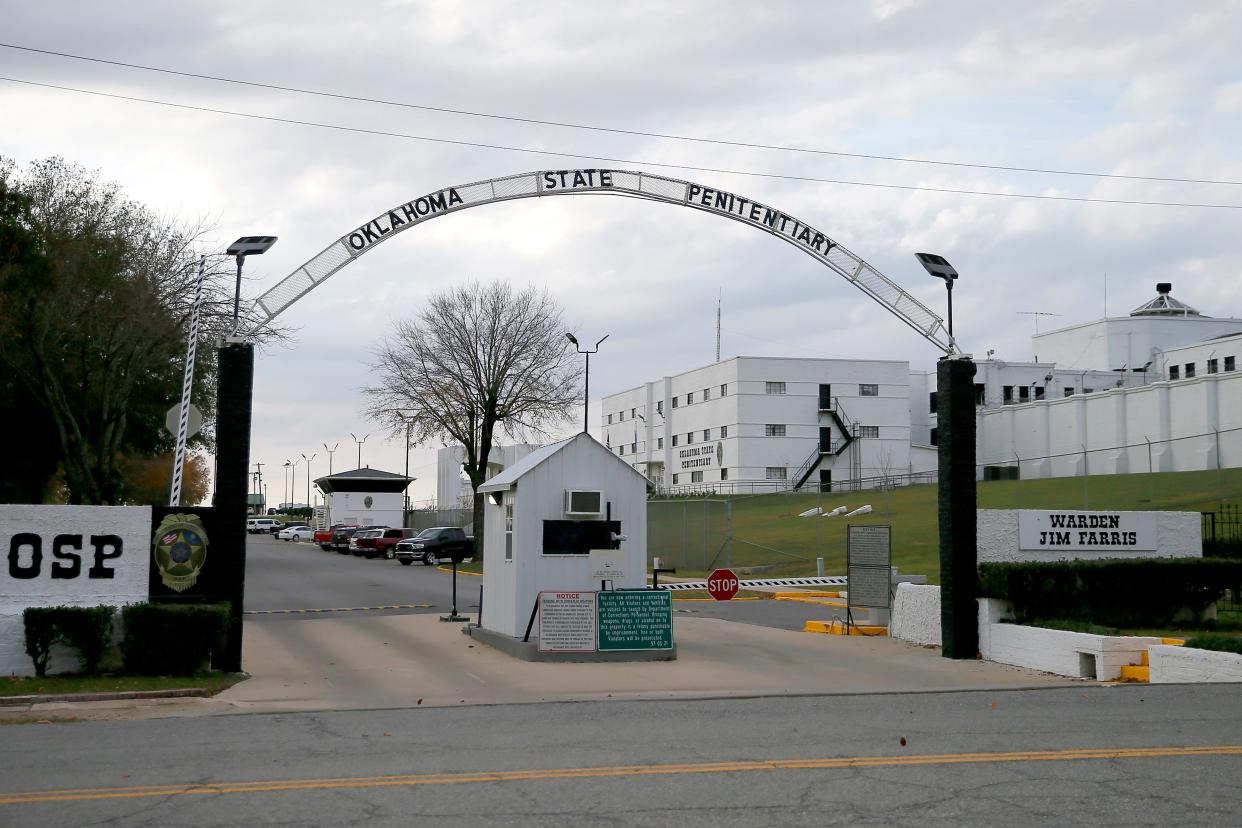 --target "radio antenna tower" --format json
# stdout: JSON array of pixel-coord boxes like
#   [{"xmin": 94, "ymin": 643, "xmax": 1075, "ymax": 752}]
[{"xmin": 715, "ymin": 290, "xmax": 721, "ymax": 363}]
